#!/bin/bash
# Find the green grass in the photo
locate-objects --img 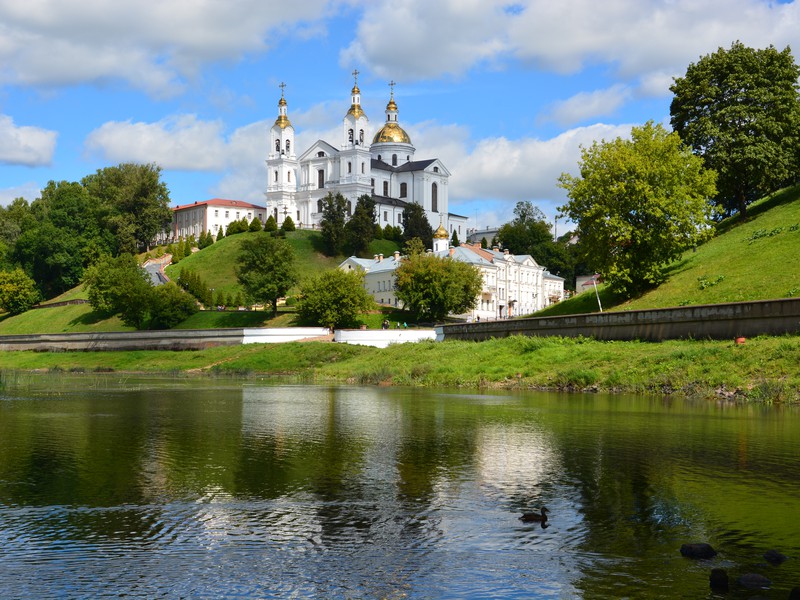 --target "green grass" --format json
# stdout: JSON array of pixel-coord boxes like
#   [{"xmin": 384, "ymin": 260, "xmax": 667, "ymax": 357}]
[
  {"xmin": 0, "ymin": 334, "xmax": 797, "ymax": 402},
  {"xmin": 537, "ymin": 184, "xmax": 800, "ymax": 316},
  {"xmin": 164, "ymin": 230, "xmax": 345, "ymax": 299}
]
